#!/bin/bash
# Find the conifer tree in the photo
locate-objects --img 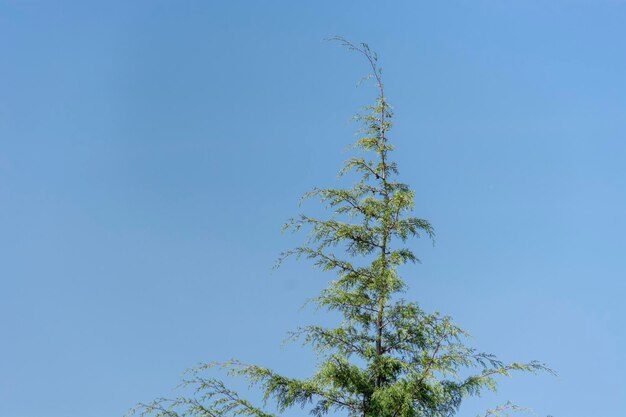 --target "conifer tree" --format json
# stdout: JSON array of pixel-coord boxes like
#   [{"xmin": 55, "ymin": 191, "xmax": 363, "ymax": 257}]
[{"xmin": 130, "ymin": 38, "xmax": 551, "ymax": 417}]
